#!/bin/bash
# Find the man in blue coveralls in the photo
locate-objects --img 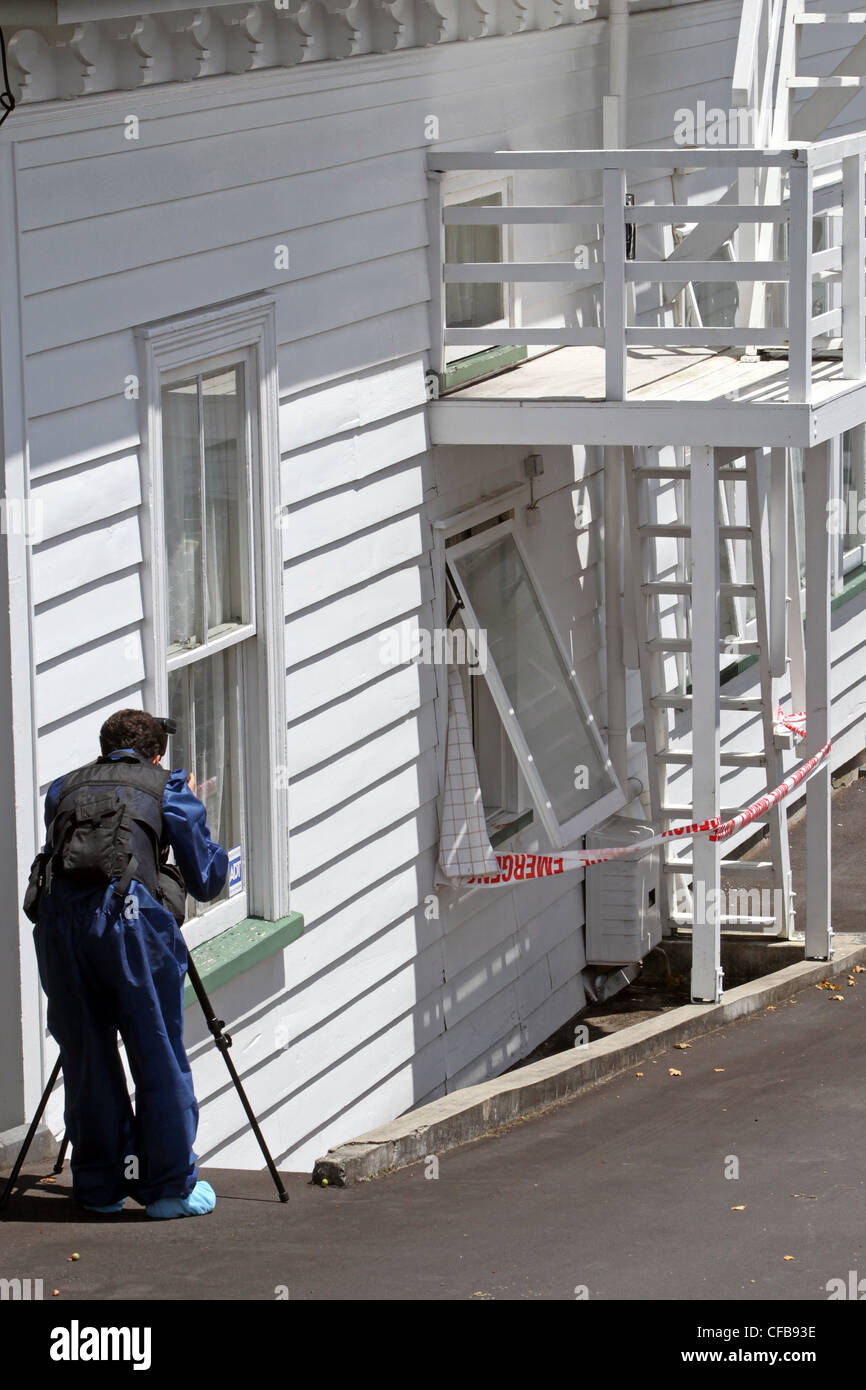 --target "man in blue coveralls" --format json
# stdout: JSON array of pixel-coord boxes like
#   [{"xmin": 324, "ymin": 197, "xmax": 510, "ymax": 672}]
[{"xmin": 32, "ymin": 708, "xmax": 228, "ymax": 1219}]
